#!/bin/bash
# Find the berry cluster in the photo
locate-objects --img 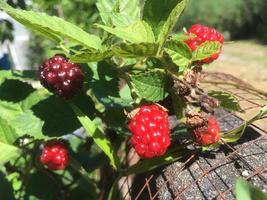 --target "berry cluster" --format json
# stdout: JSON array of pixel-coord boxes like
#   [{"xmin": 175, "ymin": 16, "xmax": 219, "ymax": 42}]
[
  {"xmin": 193, "ymin": 117, "xmax": 221, "ymax": 145},
  {"xmin": 39, "ymin": 55, "xmax": 84, "ymax": 99},
  {"xmin": 128, "ymin": 104, "xmax": 171, "ymax": 158},
  {"xmin": 185, "ymin": 24, "xmax": 224, "ymax": 64},
  {"xmin": 40, "ymin": 140, "xmax": 69, "ymax": 170}
]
